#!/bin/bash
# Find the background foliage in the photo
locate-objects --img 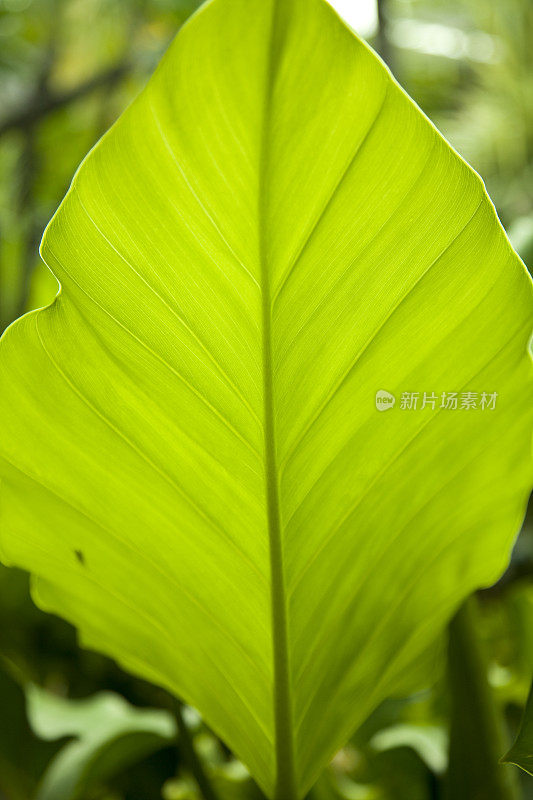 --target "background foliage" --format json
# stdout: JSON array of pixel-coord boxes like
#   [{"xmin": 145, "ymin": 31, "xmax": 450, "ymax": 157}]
[{"xmin": 0, "ymin": 0, "xmax": 532, "ymax": 798}]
